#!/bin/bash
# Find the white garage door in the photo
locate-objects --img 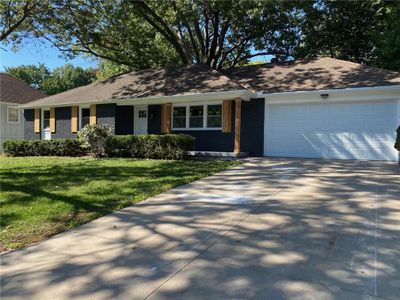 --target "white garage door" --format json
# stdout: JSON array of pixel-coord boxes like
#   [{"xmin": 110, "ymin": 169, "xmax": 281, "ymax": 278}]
[{"xmin": 265, "ymin": 100, "xmax": 398, "ymax": 161}]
